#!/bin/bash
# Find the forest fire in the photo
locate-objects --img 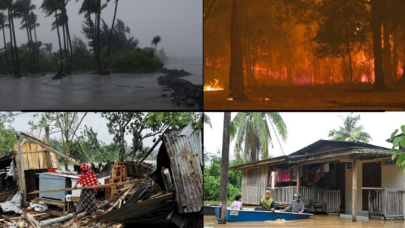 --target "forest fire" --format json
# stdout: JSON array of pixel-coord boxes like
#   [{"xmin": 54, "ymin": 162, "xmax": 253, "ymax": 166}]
[
  {"xmin": 204, "ymin": 79, "xmax": 224, "ymax": 91},
  {"xmin": 204, "ymin": 0, "xmax": 405, "ymax": 110}
]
